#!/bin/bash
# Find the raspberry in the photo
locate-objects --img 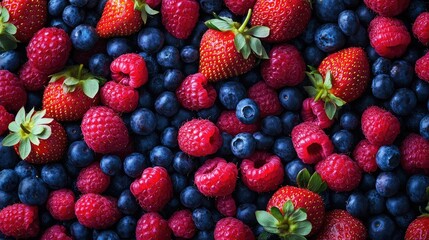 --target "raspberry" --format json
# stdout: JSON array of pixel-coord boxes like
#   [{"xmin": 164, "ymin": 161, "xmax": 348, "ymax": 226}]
[
  {"xmin": 77, "ymin": 162, "xmax": 111, "ymax": 194},
  {"xmin": 261, "ymin": 44, "xmax": 305, "ymax": 88},
  {"xmin": 40, "ymin": 225, "xmax": 72, "ymax": 240},
  {"xmin": 361, "ymin": 106, "xmax": 400, "ymax": 146},
  {"xmin": 130, "ymin": 166, "xmax": 173, "ymax": 212},
  {"xmin": 46, "ymin": 189, "xmax": 76, "ymax": 221},
  {"xmin": 240, "ymin": 152, "xmax": 284, "ymax": 193},
  {"xmin": 19, "ymin": 61, "xmax": 50, "ymax": 91},
  {"xmin": 178, "ymin": 119, "xmax": 222, "ymax": 157},
  {"xmin": 364, "ymin": 0, "xmax": 410, "ymax": 17},
  {"xmin": 368, "ymin": 17, "xmax": 411, "ymax": 59},
  {"xmin": 168, "ymin": 210, "xmax": 196, "ymax": 239},
  {"xmin": 316, "ymin": 154, "xmax": 362, "ymax": 192},
  {"xmin": 176, "ymin": 73, "xmax": 217, "ymax": 111},
  {"xmin": 400, "ymin": 134, "xmax": 429, "ymax": 173},
  {"xmin": 214, "ymin": 217, "xmax": 255, "ymax": 240},
  {"xmin": 353, "ymin": 139, "xmax": 379, "ymax": 173},
  {"xmin": 248, "ymin": 81, "xmax": 282, "ymax": 117},
  {"xmin": 217, "ymin": 111, "xmax": 259, "ymax": 136},
  {"xmin": 75, "ymin": 193, "xmax": 121, "ymax": 229},
  {"xmin": 0, "ymin": 70, "xmax": 27, "ymax": 112},
  {"xmin": 224, "ymin": 0, "xmax": 256, "ymax": 15},
  {"xmin": 136, "ymin": 212, "xmax": 172, "ymax": 240},
  {"xmin": 0, "ymin": 106, "xmax": 13, "ymax": 136},
  {"xmin": 413, "ymin": 12, "xmax": 429, "ymax": 46},
  {"xmin": 100, "ymin": 81, "xmax": 139, "ymax": 113},
  {"xmin": 291, "ymin": 122, "xmax": 334, "ymax": 164},
  {"xmin": 194, "ymin": 157, "xmax": 238, "ymax": 197},
  {"xmin": 0, "ymin": 203, "xmax": 39, "ymax": 238},
  {"xmin": 215, "ymin": 195, "xmax": 237, "ymax": 217},
  {"xmin": 110, "ymin": 53, "xmax": 148, "ymax": 88},
  {"xmin": 416, "ymin": 52, "xmax": 429, "ymax": 82},
  {"xmin": 301, "ymin": 98, "xmax": 334, "ymax": 129}
]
